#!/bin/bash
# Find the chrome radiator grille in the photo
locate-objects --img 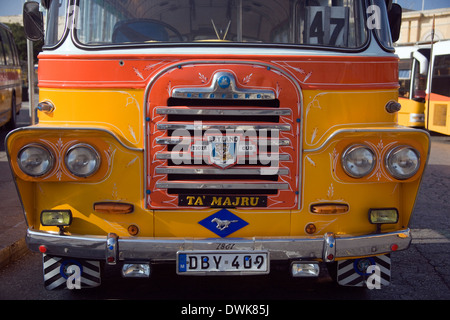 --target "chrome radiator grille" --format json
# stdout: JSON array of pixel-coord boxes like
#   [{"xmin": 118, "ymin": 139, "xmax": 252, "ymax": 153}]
[{"xmin": 146, "ymin": 66, "xmax": 300, "ymax": 209}]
